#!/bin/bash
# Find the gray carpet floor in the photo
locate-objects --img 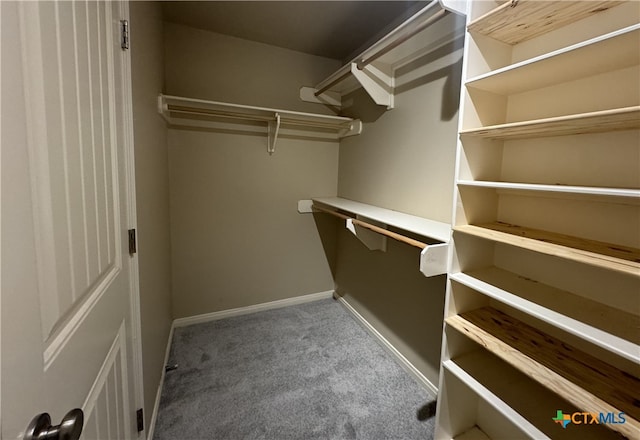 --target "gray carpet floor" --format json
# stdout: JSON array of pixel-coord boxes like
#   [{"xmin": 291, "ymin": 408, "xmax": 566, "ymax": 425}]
[{"xmin": 153, "ymin": 298, "xmax": 436, "ymax": 440}]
